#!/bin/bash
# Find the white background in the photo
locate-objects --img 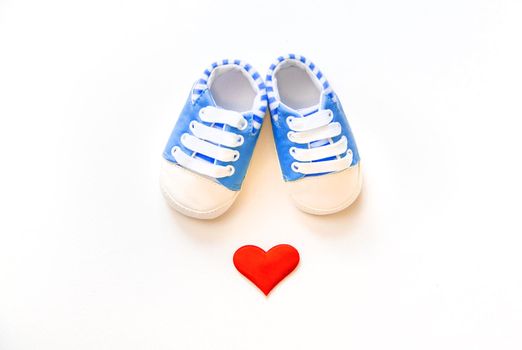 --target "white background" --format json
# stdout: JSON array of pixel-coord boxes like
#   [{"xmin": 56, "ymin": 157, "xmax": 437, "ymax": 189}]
[{"xmin": 1, "ymin": 0, "xmax": 522, "ymax": 349}]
